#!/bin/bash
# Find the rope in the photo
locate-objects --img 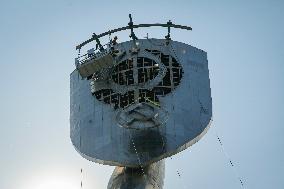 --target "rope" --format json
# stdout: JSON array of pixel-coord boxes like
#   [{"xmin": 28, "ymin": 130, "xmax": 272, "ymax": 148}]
[
  {"xmin": 102, "ymin": 102, "xmax": 104, "ymax": 125},
  {"xmin": 167, "ymin": 155, "xmax": 188, "ymax": 189},
  {"xmin": 169, "ymin": 42, "xmax": 182, "ymax": 66},
  {"xmin": 173, "ymin": 156, "xmax": 189, "ymax": 189},
  {"xmin": 78, "ymin": 48, "xmax": 81, "ymax": 58},
  {"xmin": 80, "ymin": 168, "xmax": 83, "ymax": 188},
  {"xmin": 163, "ymin": 94, "xmax": 188, "ymax": 189},
  {"xmin": 128, "ymin": 132, "xmax": 146, "ymax": 176},
  {"xmin": 216, "ymin": 132, "xmax": 246, "ymax": 188},
  {"xmin": 108, "ymin": 32, "xmax": 111, "ymax": 43}
]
